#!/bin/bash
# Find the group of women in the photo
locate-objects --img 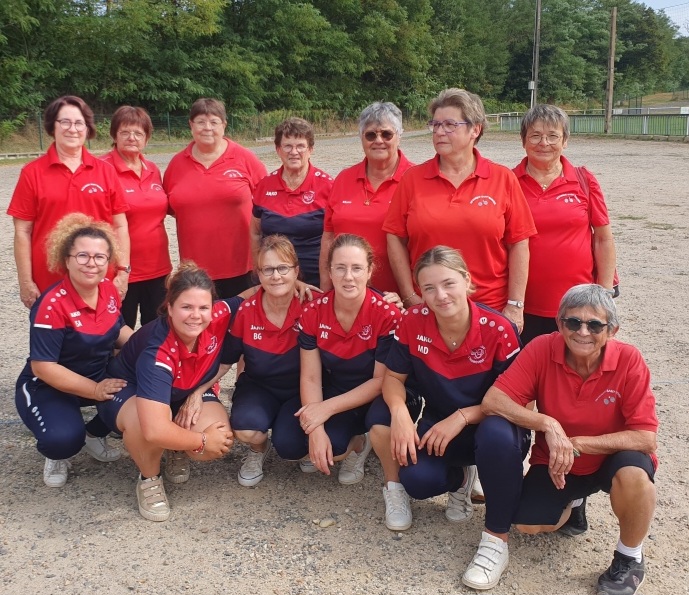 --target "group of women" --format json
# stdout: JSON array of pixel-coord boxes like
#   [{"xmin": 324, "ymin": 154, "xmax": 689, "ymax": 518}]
[{"xmin": 9, "ymin": 90, "xmax": 655, "ymax": 595}]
